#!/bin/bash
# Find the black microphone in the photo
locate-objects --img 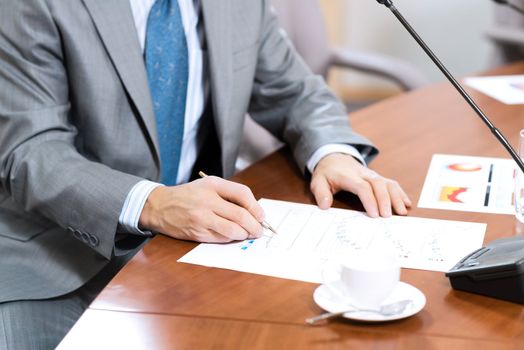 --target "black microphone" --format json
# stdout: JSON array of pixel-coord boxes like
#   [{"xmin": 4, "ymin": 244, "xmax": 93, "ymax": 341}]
[
  {"xmin": 492, "ymin": 0, "xmax": 524, "ymax": 16},
  {"xmin": 375, "ymin": 0, "xmax": 524, "ymax": 304},
  {"xmin": 375, "ymin": 0, "xmax": 524, "ymax": 175}
]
